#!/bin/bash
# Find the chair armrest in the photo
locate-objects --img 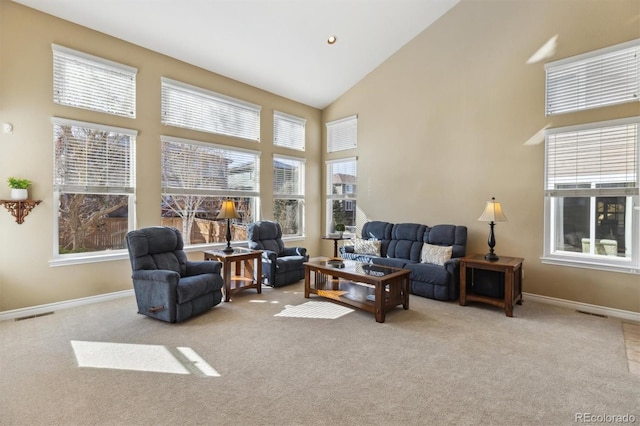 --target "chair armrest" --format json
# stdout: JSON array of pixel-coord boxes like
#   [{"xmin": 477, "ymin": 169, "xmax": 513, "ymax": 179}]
[
  {"xmin": 131, "ymin": 270, "xmax": 180, "ymax": 294},
  {"xmin": 261, "ymin": 250, "xmax": 278, "ymax": 263},
  {"xmin": 444, "ymin": 258, "xmax": 460, "ymax": 275},
  {"xmin": 186, "ymin": 260, "xmax": 222, "ymax": 276},
  {"xmin": 282, "ymin": 246, "xmax": 307, "ymax": 257}
]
